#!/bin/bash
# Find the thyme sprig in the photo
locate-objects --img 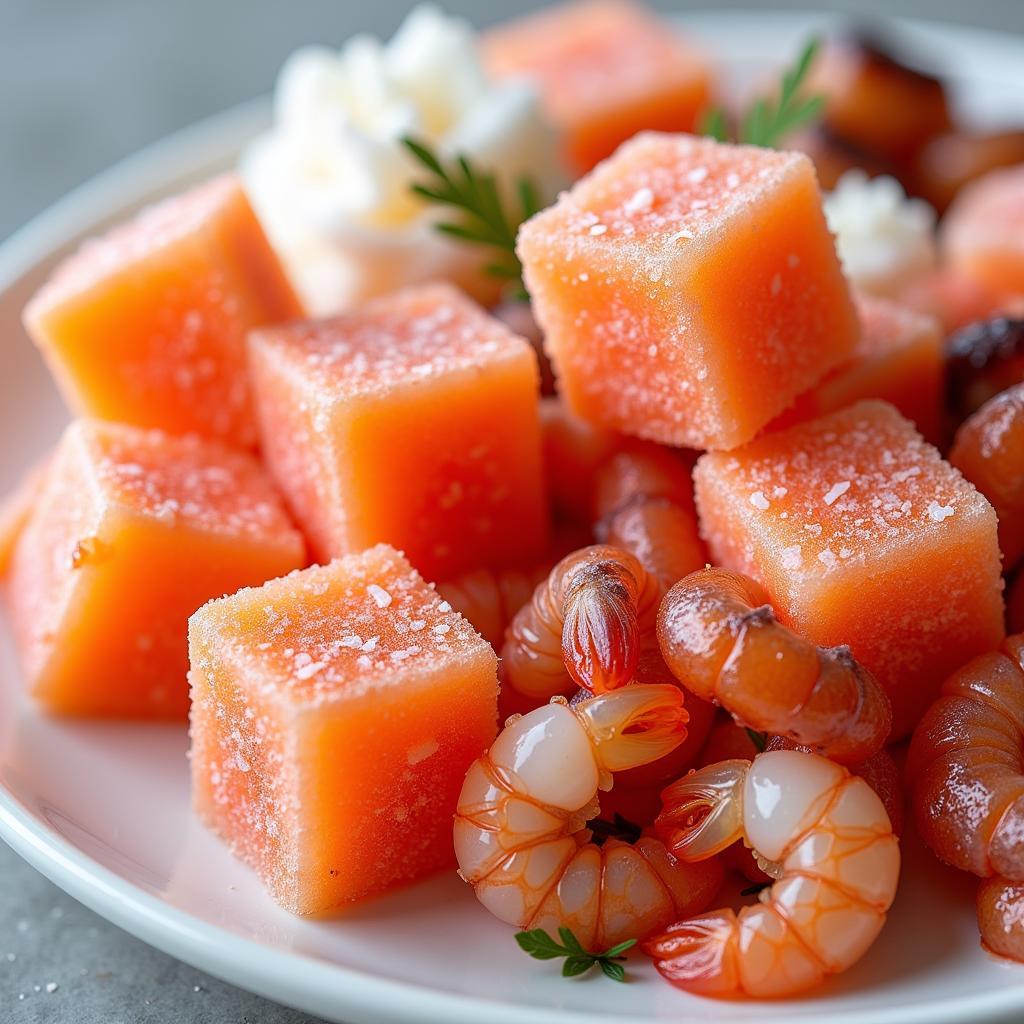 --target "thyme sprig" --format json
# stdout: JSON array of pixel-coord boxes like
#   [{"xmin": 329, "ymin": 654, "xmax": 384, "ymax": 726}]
[
  {"xmin": 700, "ymin": 37, "xmax": 825, "ymax": 149},
  {"xmin": 515, "ymin": 927, "xmax": 637, "ymax": 982},
  {"xmin": 401, "ymin": 136, "xmax": 542, "ymax": 299}
]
